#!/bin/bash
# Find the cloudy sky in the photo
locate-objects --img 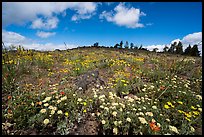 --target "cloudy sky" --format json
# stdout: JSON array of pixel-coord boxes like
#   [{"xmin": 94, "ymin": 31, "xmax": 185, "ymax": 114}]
[{"xmin": 2, "ymin": 2, "xmax": 202, "ymax": 53}]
